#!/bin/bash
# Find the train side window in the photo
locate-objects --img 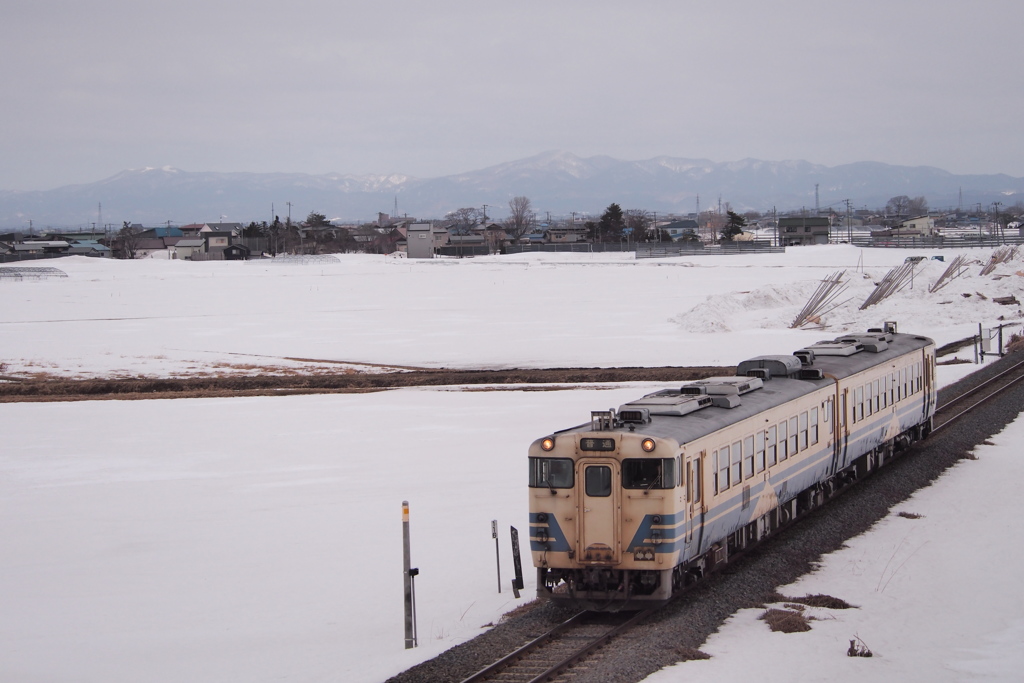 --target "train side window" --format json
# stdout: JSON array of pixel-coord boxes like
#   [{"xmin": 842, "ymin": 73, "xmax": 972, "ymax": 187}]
[
  {"xmin": 712, "ymin": 450, "xmax": 719, "ymax": 493},
  {"xmin": 755, "ymin": 431, "xmax": 766, "ymax": 473},
  {"xmin": 866, "ymin": 383, "xmax": 873, "ymax": 417},
  {"xmin": 789, "ymin": 417, "xmax": 799, "ymax": 454},
  {"xmin": 528, "ymin": 457, "xmax": 574, "ymax": 488},
  {"xmin": 731, "ymin": 441, "xmax": 742, "ymax": 483},
  {"xmin": 718, "ymin": 446, "xmax": 730, "ymax": 492},
  {"xmin": 585, "ymin": 465, "xmax": 612, "ymax": 497},
  {"xmin": 886, "ymin": 373, "xmax": 892, "ymax": 406},
  {"xmin": 873, "ymin": 379, "xmax": 881, "ymax": 411},
  {"xmin": 778, "ymin": 421, "xmax": 788, "ymax": 460},
  {"xmin": 799, "ymin": 412, "xmax": 809, "ymax": 450},
  {"xmin": 743, "ymin": 435, "xmax": 754, "ymax": 479},
  {"xmin": 766, "ymin": 425, "xmax": 777, "ymax": 466},
  {"xmin": 824, "ymin": 397, "xmax": 832, "ymax": 422},
  {"xmin": 810, "ymin": 407, "xmax": 819, "ymax": 445}
]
